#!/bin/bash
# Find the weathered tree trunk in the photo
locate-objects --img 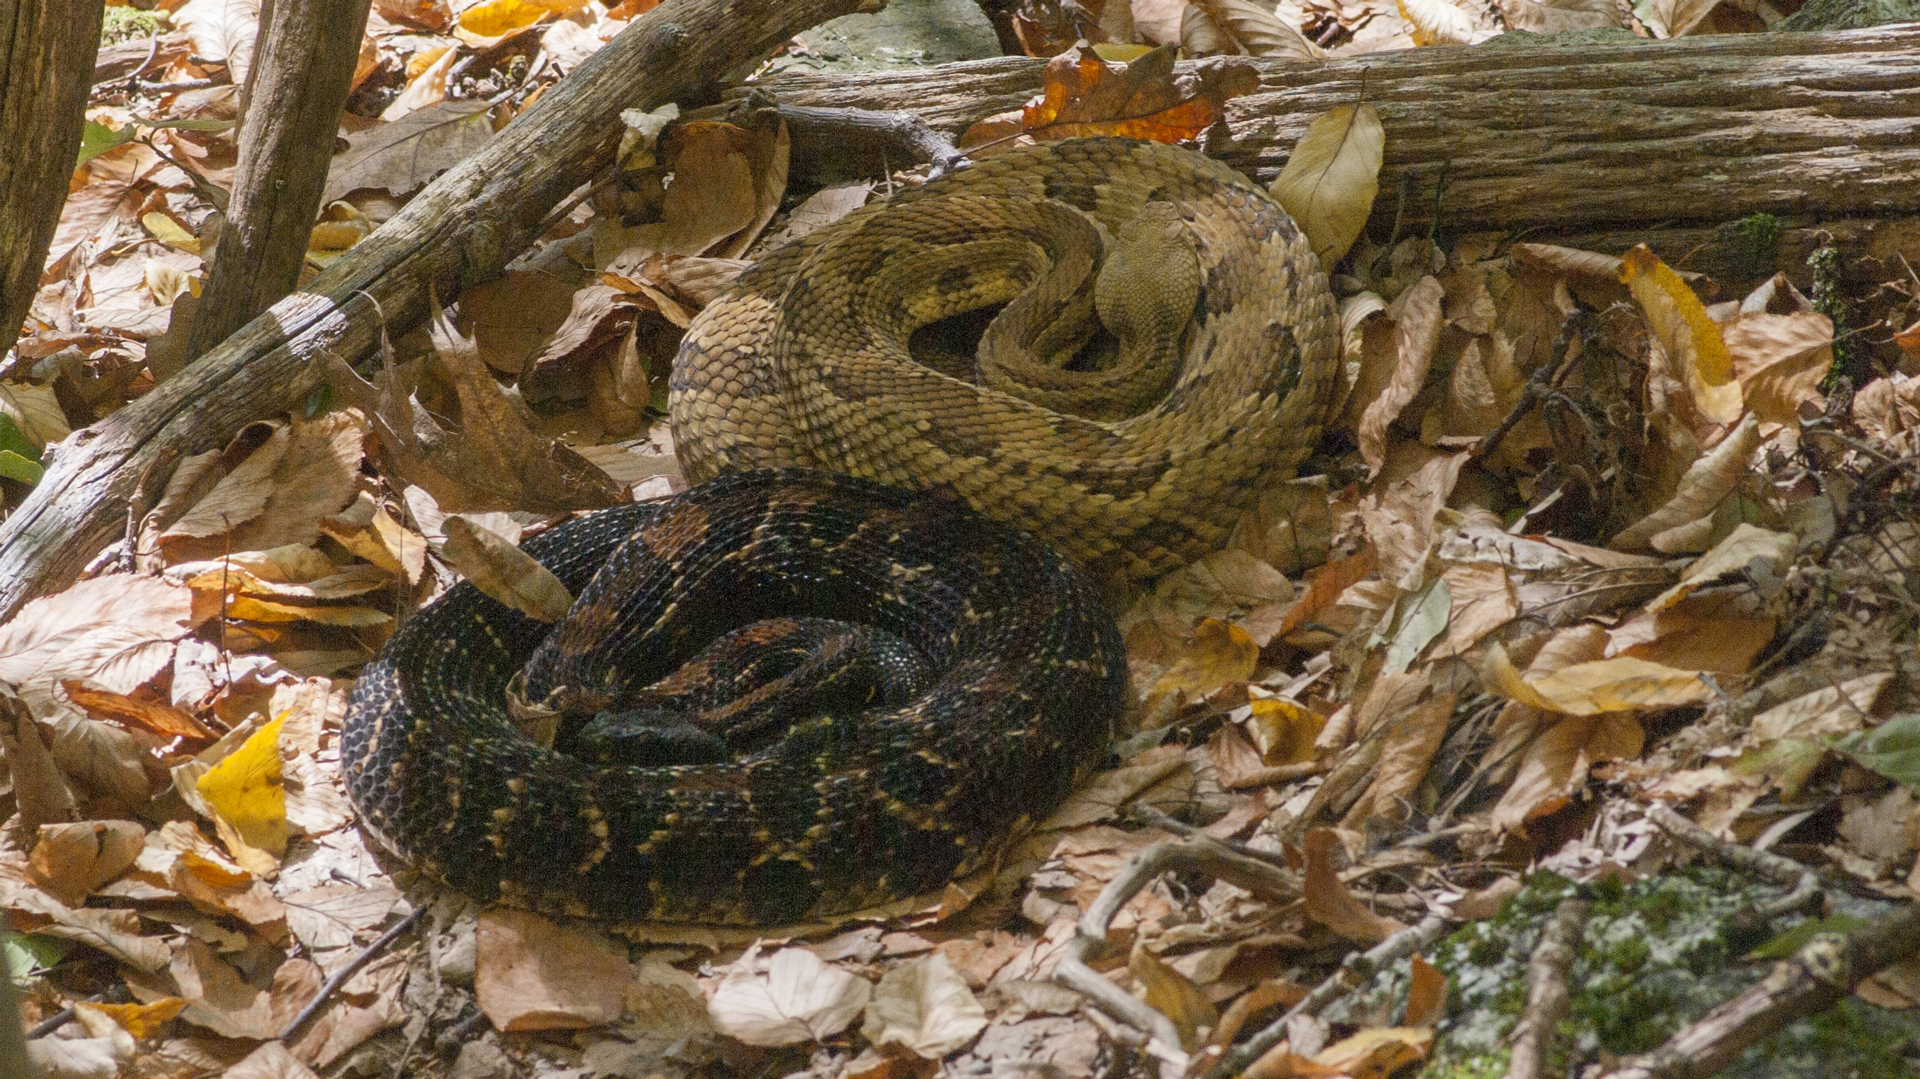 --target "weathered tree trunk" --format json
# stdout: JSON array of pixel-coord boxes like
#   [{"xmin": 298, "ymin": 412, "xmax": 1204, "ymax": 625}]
[
  {"xmin": 0, "ymin": 0, "xmax": 882, "ymax": 622},
  {"xmin": 760, "ymin": 25, "xmax": 1920, "ymax": 234},
  {"xmin": 186, "ymin": 0, "xmax": 374, "ymax": 361},
  {"xmin": 0, "ymin": 0, "xmax": 105, "ymax": 365}
]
